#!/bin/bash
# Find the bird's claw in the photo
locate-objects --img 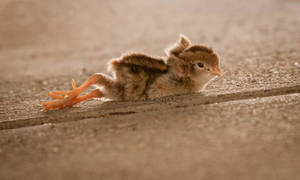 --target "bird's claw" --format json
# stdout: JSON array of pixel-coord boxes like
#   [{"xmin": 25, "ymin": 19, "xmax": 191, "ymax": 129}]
[
  {"xmin": 42, "ymin": 79, "xmax": 80, "ymax": 111},
  {"xmin": 47, "ymin": 79, "xmax": 77, "ymax": 99}
]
